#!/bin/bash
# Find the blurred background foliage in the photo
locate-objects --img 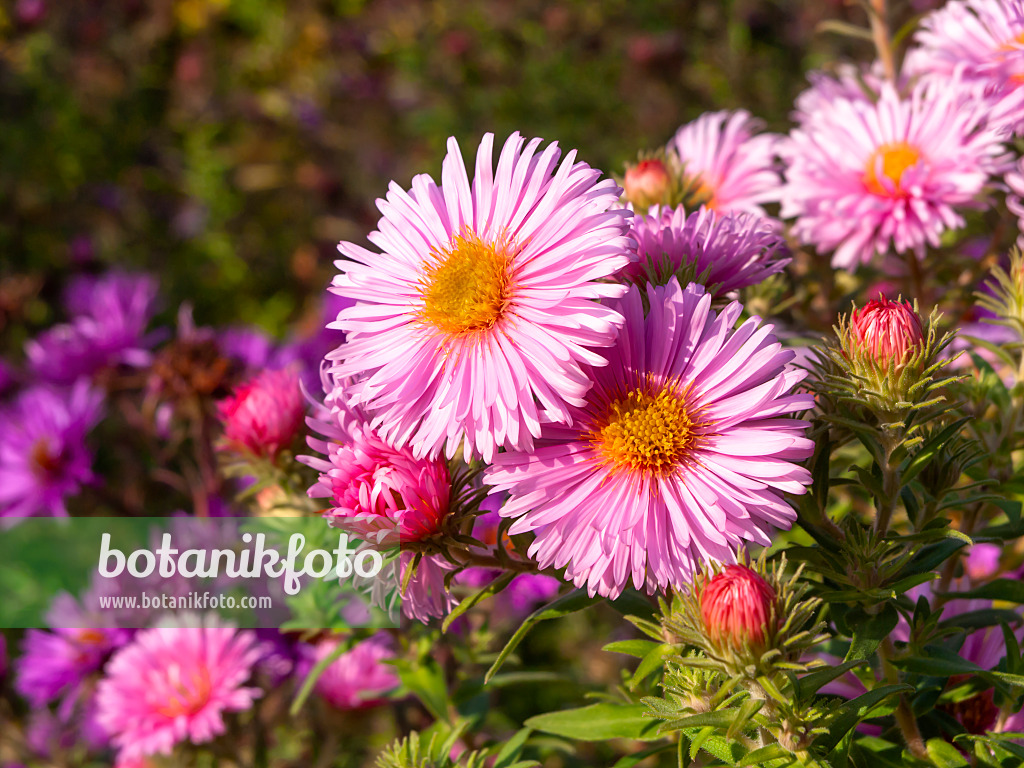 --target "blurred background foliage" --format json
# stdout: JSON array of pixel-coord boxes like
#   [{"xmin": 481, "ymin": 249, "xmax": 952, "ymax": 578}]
[{"xmin": 0, "ymin": 0, "xmax": 890, "ymax": 349}]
